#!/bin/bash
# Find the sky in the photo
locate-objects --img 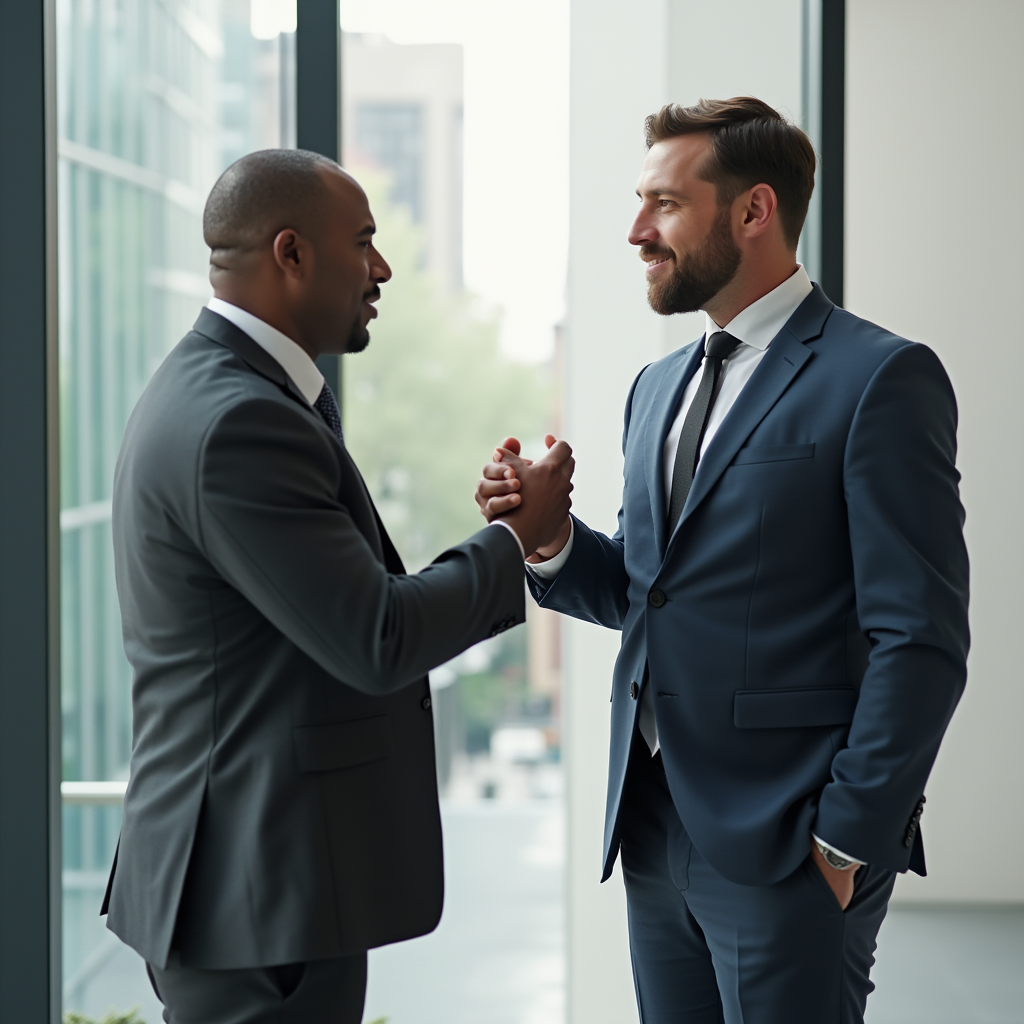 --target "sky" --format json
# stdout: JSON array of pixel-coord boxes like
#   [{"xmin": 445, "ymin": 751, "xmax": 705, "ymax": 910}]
[{"xmin": 252, "ymin": 0, "xmax": 570, "ymax": 363}]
